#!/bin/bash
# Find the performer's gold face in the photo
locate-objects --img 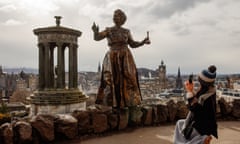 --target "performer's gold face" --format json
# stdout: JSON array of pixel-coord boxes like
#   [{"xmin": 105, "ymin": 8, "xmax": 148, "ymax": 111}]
[{"xmin": 113, "ymin": 12, "xmax": 122, "ymax": 26}]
